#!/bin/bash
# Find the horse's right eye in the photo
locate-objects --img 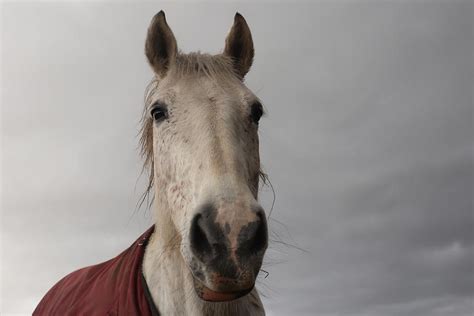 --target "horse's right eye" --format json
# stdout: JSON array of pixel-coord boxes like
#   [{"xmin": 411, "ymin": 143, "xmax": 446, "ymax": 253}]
[{"xmin": 150, "ymin": 104, "xmax": 168, "ymax": 122}]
